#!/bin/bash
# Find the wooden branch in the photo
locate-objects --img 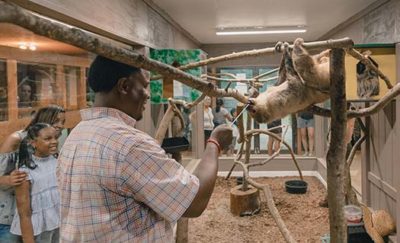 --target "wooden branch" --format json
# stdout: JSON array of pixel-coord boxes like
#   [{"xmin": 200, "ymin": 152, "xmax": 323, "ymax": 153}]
[
  {"xmin": 236, "ymin": 103, "xmax": 246, "ymax": 144},
  {"xmin": 245, "ymin": 129, "xmax": 303, "ymax": 180},
  {"xmin": 307, "ymin": 105, "xmax": 331, "ymax": 117},
  {"xmin": 170, "ymin": 93, "xmax": 207, "ymax": 110},
  {"xmin": 248, "ymin": 179, "xmax": 297, "ymax": 243},
  {"xmin": 347, "ymin": 135, "xmax": 367, "ymax": 168},
  {"xmin": 344, "ymin": 135, "xmax": 367, "ymax": 206},
  {"xmin": 151, "ymin": 38, "xmax": 353, "ymax": 80},
  {"xmin": 154, "ymin": 100, "xmax": 183, "ymax": 144},
  {"xmin": 208, "ymin": 72, "xmax": 237, "ymax": 79},
  {"xmin": 253, "ymin": 68, "xmax": 279, "ymax": 80},
  {"xmin": 308, "ymin": 82, "xmax": 400, "ymax": 119},
  {"xmin": 348, "ymin": 83, "xmax": 400, "ymax": 117},
  {"xmin": 347, "ymin": 48, "xmax": 393, "ymax": 89},
  {"xmin": 0, "ymin": 2, "xmax": 247, "ymax": 103},
  {"xmin": 224, "ymin": 126, "xmax": 303, "ymax": 242},
  {"xmin": 202, "ymin": 74, "xmax": 278, "ymax": 84},
  {"xmin": 201, "ymin": 74, "xmax": 248, "ymax": 83},
  {"xmin": 248, "ymin": 129, "xmax": 284, "ymax": 167},
  {"xmin": 231, "ymin": 160, "xmax": 296, "ymax": 243},
  {"xmin": 165, "ymin": 38, "xmax": 354, "ymax": 74},
  {"xmin": 225, "ymin": 142, "xmax": 245, "ymax": 180},
  {"xmin": 326, "ymin": 48, "xmax": 347, "ymax": 242}
]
